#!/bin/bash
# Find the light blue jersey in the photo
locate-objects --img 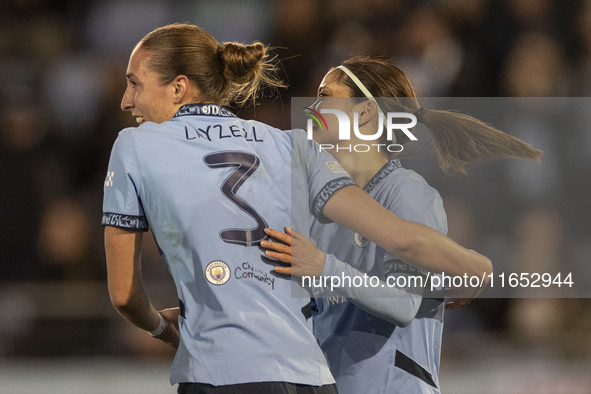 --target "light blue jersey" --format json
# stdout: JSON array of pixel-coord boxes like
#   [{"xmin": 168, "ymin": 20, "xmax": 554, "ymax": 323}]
[
  {"xmin": 311, "ymin": 159, "xmax": 447, "ymax": 394},
  {"xmin": 102, "ymin": 104, "xmax": 355, "ymax": 386}
]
